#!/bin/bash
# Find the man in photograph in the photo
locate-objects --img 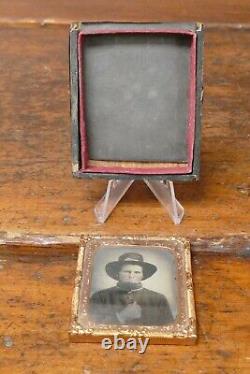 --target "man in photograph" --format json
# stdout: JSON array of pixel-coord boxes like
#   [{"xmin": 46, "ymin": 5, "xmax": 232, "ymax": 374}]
[{"xmin": 89, "ymin": 252, "xmax": 174, "ymax": 326}]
